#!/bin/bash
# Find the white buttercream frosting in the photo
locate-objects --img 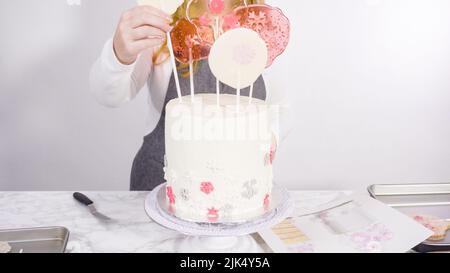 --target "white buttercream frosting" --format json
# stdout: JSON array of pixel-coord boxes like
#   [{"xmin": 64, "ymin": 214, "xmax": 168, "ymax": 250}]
[{"xmin": 164, "ymin": 94, "xmax": 274, "ymax": 223}]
